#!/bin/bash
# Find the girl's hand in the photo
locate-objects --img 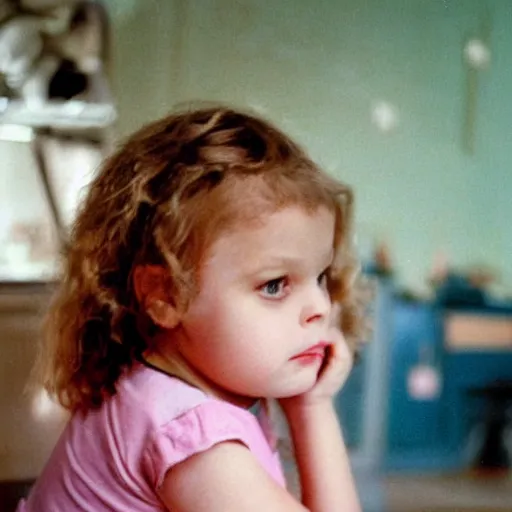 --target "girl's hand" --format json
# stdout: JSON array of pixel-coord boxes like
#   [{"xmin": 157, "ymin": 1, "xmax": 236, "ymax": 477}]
[{"xmin": 280, "ymin": 305, "xmax": 354, "ymax": 414}]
